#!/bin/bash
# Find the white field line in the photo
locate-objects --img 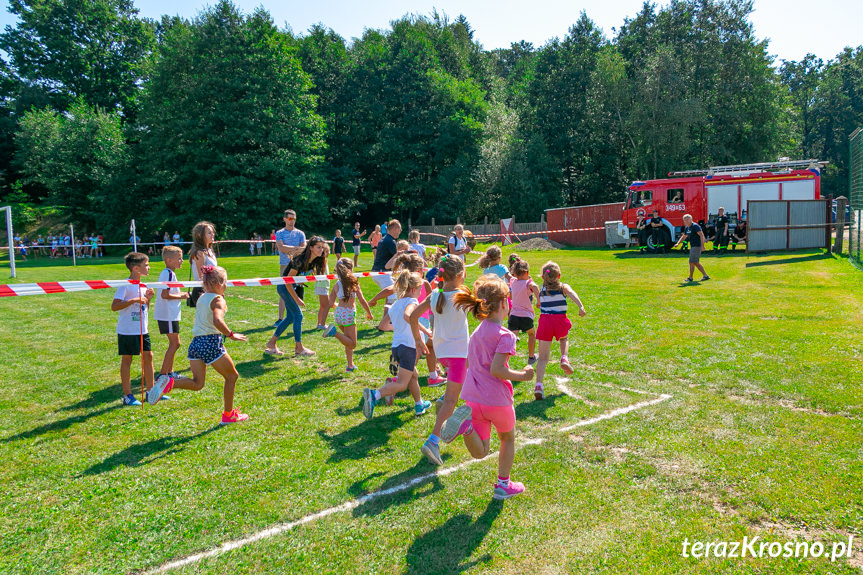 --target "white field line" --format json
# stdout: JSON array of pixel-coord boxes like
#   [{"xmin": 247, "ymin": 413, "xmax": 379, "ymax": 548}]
[
  {"xmin": 556, "ymin": 376, "xmax": 653, "ymax": 396},
  {"xmin": 144, "ymin": 391, "xmax": 670, "ymax": 574},
  {"xmin": 555, "ymin": 381, "xmax": 599, "ymax": 406}
]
